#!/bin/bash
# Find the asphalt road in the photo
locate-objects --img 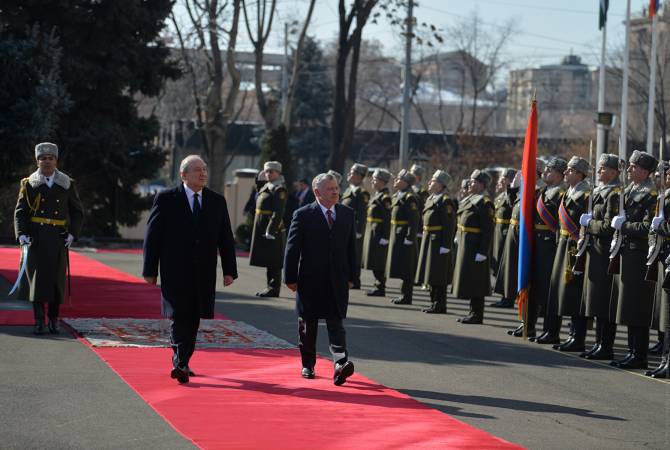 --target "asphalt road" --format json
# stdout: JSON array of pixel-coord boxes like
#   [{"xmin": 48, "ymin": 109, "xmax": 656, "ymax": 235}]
[{"xmin": 1, "ymin": 249, "xmax": 668, "ymax": 449}]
